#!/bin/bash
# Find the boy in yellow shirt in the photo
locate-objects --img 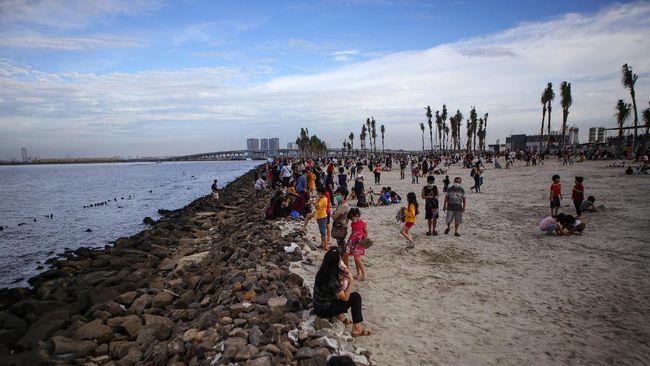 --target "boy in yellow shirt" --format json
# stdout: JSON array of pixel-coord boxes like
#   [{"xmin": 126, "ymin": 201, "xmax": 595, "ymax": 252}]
[{"xmin": 315, "ymin": 187, "xmax": 330, "ymax": 250}]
